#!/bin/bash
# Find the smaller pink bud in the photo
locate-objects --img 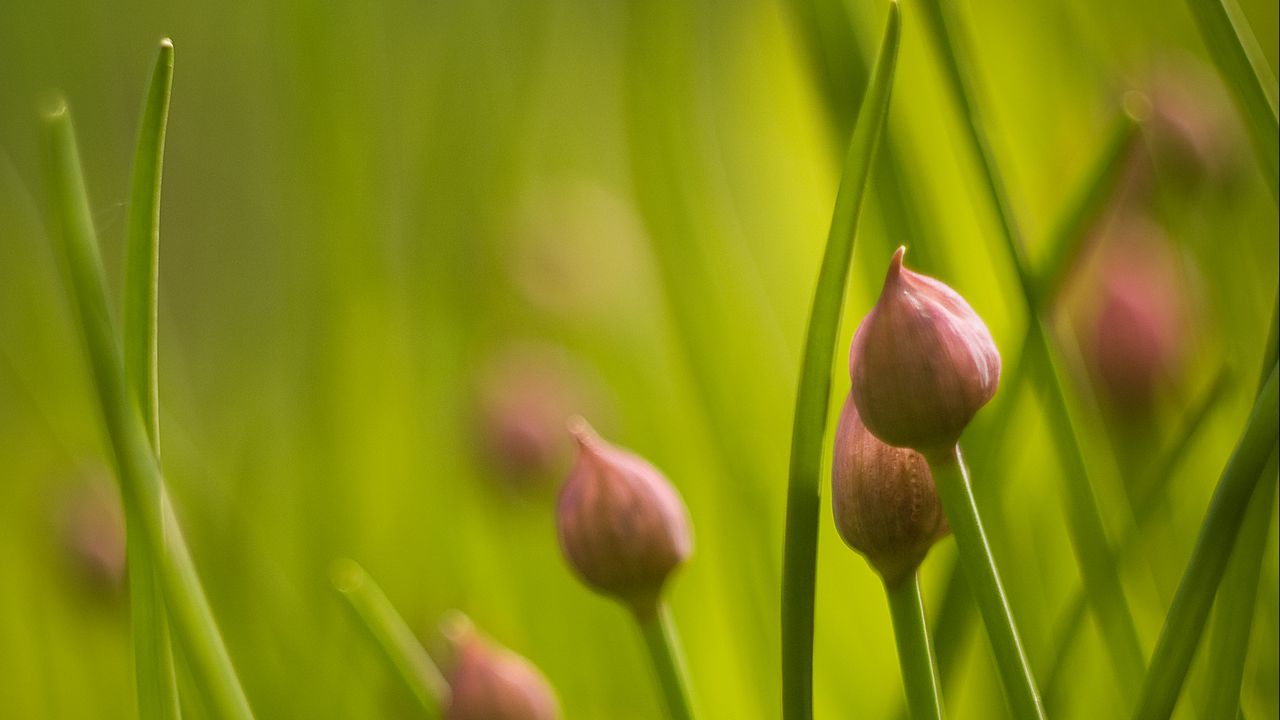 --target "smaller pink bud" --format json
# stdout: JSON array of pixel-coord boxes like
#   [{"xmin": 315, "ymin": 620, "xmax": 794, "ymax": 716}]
[
  {"xmin": 59, "ymin": 476, "xmax": 126, "ymax": 594},
  {"xmin": 442, "ymin": 614, "xmax": 560, "ymax": 720},
  {"xmin": 832, "ymin": 395, "xmax": 949, "ymax": 586},
  {"xmin": 1086, "ymin": 229, "xmax": 1187, "ymax": 414},
  {"xmin": 850, "ymin": 247, "xmax": 1001, "ymax": 457},
  {"xmin": 556, "ymin": 418, "xmax": 692, "ymax": 617}
]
